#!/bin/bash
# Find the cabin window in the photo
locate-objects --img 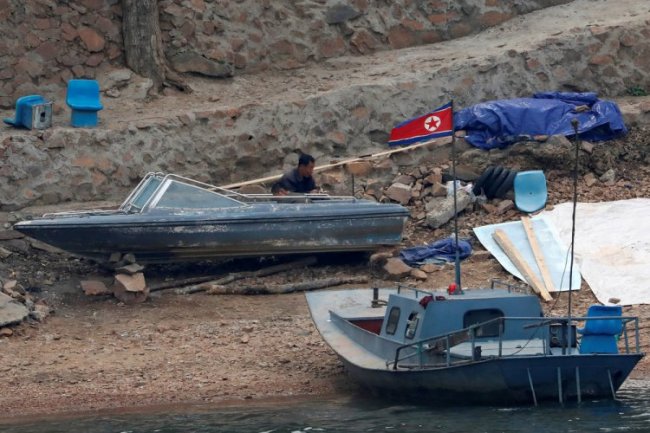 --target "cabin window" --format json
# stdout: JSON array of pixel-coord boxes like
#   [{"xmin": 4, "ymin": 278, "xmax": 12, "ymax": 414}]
[
  {"xmin": 385, "ymin": 307, "xmax": 401, "ymax": 335},
  {"xmin": 463, "ymin": 309, "xmax": 504, "ymax": 338},
  {"xmin": 127, "ymin": 176, "xmax": 162, "ymax": 211},
  {"xmin": 154, "ymin": 181, "xmax": 243, "ymax": 209},
  {"xmin": 405, "ymin": 312, "xmax": 420, "ymax": 339}
]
